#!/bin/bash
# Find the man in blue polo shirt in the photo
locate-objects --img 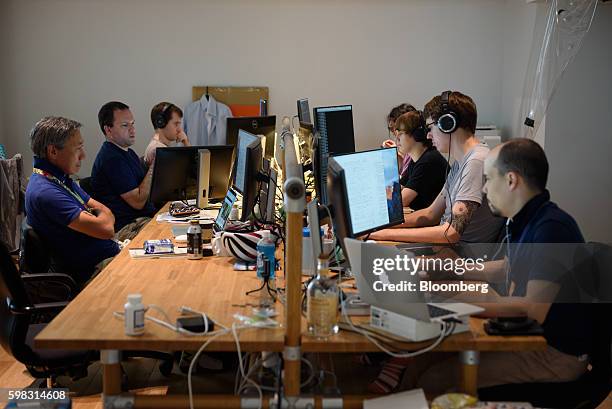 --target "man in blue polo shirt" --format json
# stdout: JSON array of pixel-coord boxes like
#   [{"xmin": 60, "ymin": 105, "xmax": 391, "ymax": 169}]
[
  {"xmin": 25, "ymin": 117, "xmax": 119, "ymax": 284},
  {"xmin": 412, "ymin": 138, "xmax": 592, "ymax": 395},
  {"xmin": 91, "ymin": 101, "xmax": 156, "ymax": 240}
]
